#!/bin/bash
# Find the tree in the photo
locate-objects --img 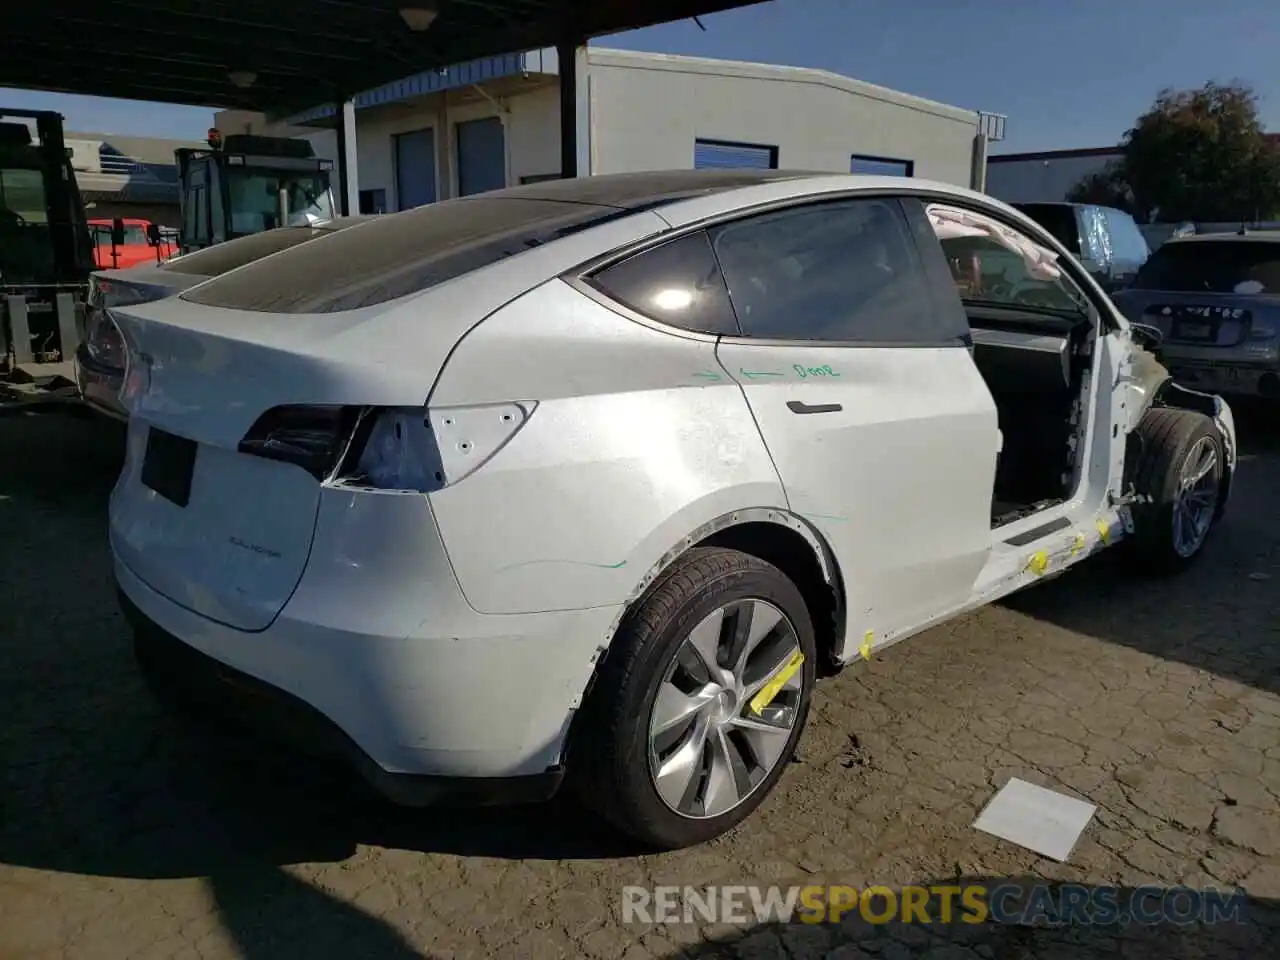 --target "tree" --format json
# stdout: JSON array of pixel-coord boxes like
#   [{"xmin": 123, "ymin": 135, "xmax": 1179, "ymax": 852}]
[
  {"xmin": 1066, "ymin": 163, "xmax": 1134, "ymax": 213},
  {"xmin": 1068, "ymin": 82, "xmax": 1280, "ymax": 223}
]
